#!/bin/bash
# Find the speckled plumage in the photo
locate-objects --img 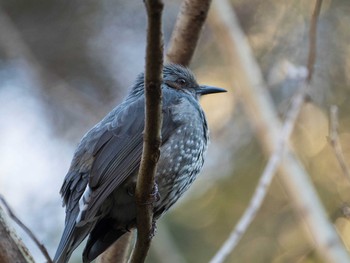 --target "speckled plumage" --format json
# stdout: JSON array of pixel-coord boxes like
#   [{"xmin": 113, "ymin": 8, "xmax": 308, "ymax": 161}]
[{"xmin": 54, "ymin": 64, "xmax": 226, "ymax": 263}]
